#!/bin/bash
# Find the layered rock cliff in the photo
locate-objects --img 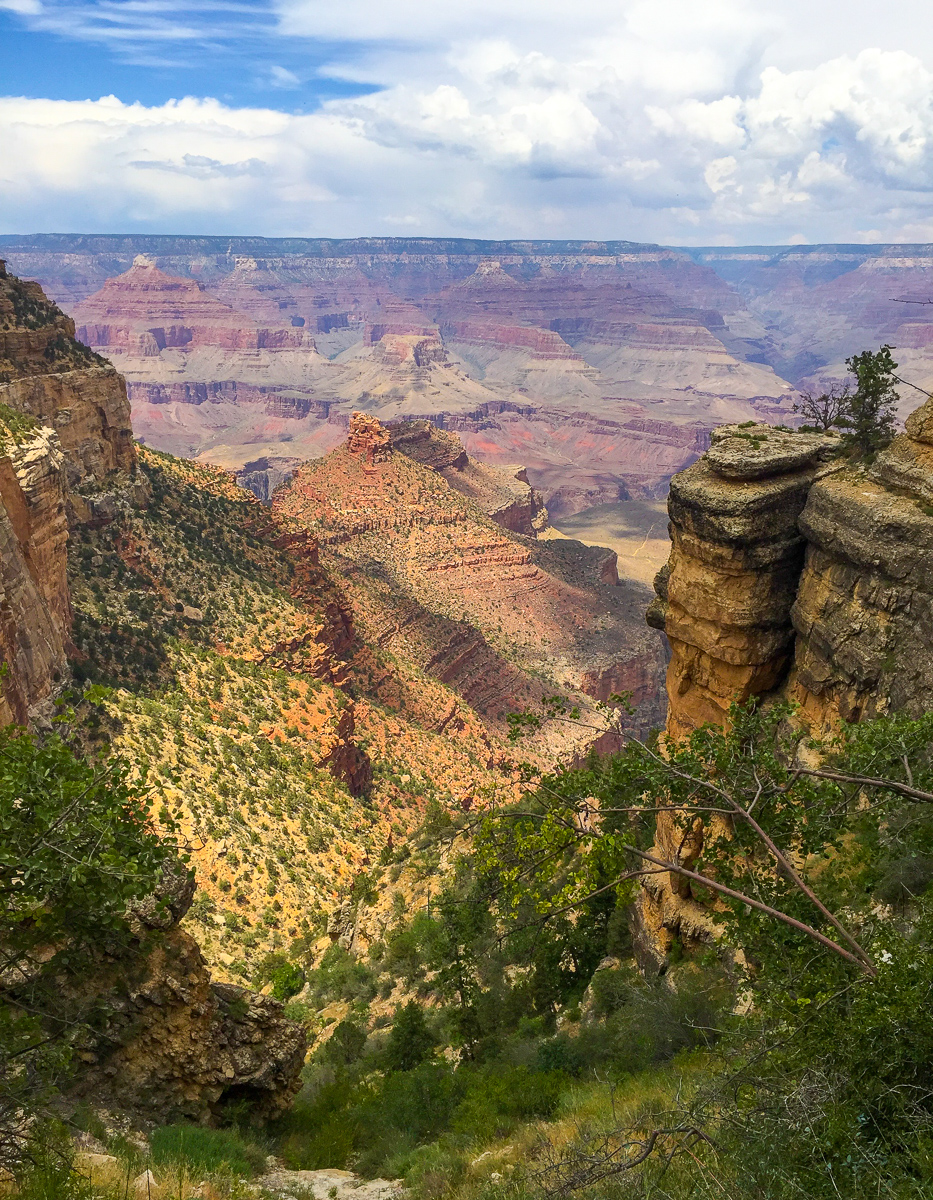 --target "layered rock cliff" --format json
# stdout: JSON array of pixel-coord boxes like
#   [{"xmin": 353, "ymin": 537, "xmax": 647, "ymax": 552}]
[
  {"xmin": 0, "ymin": 260, "xmax": 140, "ymax": 723},
  {"xmin": 1, "ymin": 236, "xmax": 799, "ymax": 509},
  {"xmin": 0, "ymin": 417, "xmax": 69, "ymax": 725},
  {"xmin": 647, "ymin": 424, "xmax": 840, "ymax": 738},
  {"xmin": 641, "ymin": 403, "xmax": 933, "ymax": 967},
  {"xmin": 0, "ymin": 258, "xmax": 147, "ymax": 723}
]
